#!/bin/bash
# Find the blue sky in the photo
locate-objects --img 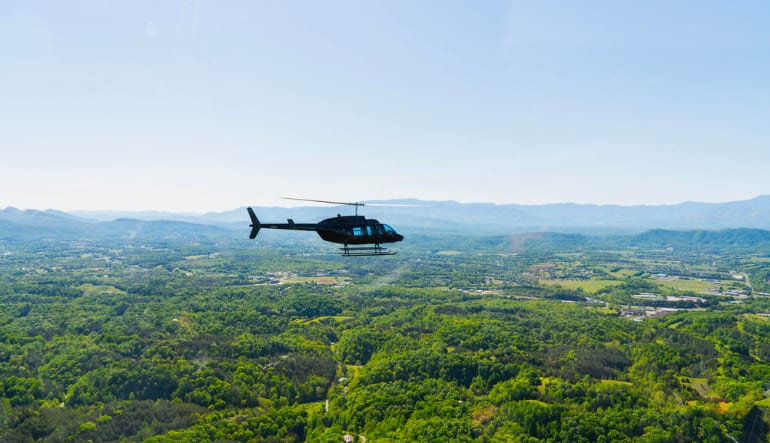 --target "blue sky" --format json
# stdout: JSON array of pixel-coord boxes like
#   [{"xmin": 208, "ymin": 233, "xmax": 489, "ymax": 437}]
[{"xmin": 2, "ymin": 1, "xmax": 769, "ymax": 212}]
